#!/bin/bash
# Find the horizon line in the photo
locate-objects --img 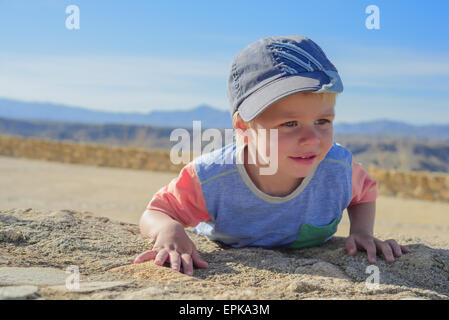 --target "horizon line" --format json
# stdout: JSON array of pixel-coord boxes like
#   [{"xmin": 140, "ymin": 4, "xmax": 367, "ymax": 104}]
[{"xmin": 1, "ymin": 96, "xmax": 448, "ymax": 127}]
